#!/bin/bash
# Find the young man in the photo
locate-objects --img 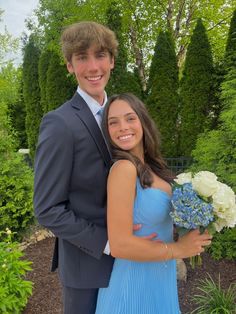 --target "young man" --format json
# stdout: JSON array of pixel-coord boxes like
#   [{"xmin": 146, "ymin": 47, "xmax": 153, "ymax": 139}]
[{"xmin": 34, "ymin": 21, "xmax": 117, "ymax": 314}]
